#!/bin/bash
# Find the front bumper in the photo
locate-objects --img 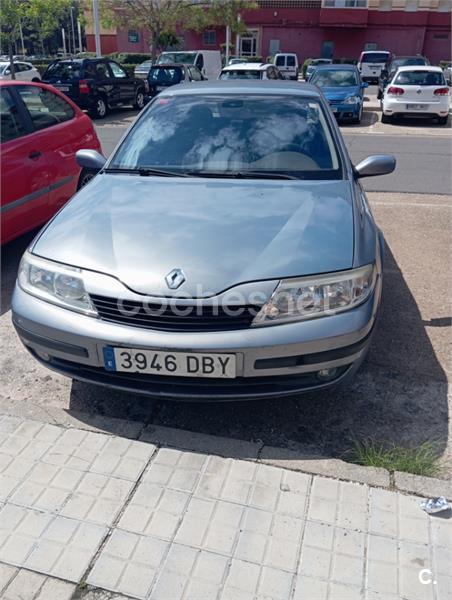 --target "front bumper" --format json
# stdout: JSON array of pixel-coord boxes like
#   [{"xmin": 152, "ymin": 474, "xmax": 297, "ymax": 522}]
[
  {"xmin": 12, "ymin": 277, "xmax": 381, "ymax": 401},
  {"xmin": 329, "ymin": 102, "xmax": 361, "ymax": 120}
]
